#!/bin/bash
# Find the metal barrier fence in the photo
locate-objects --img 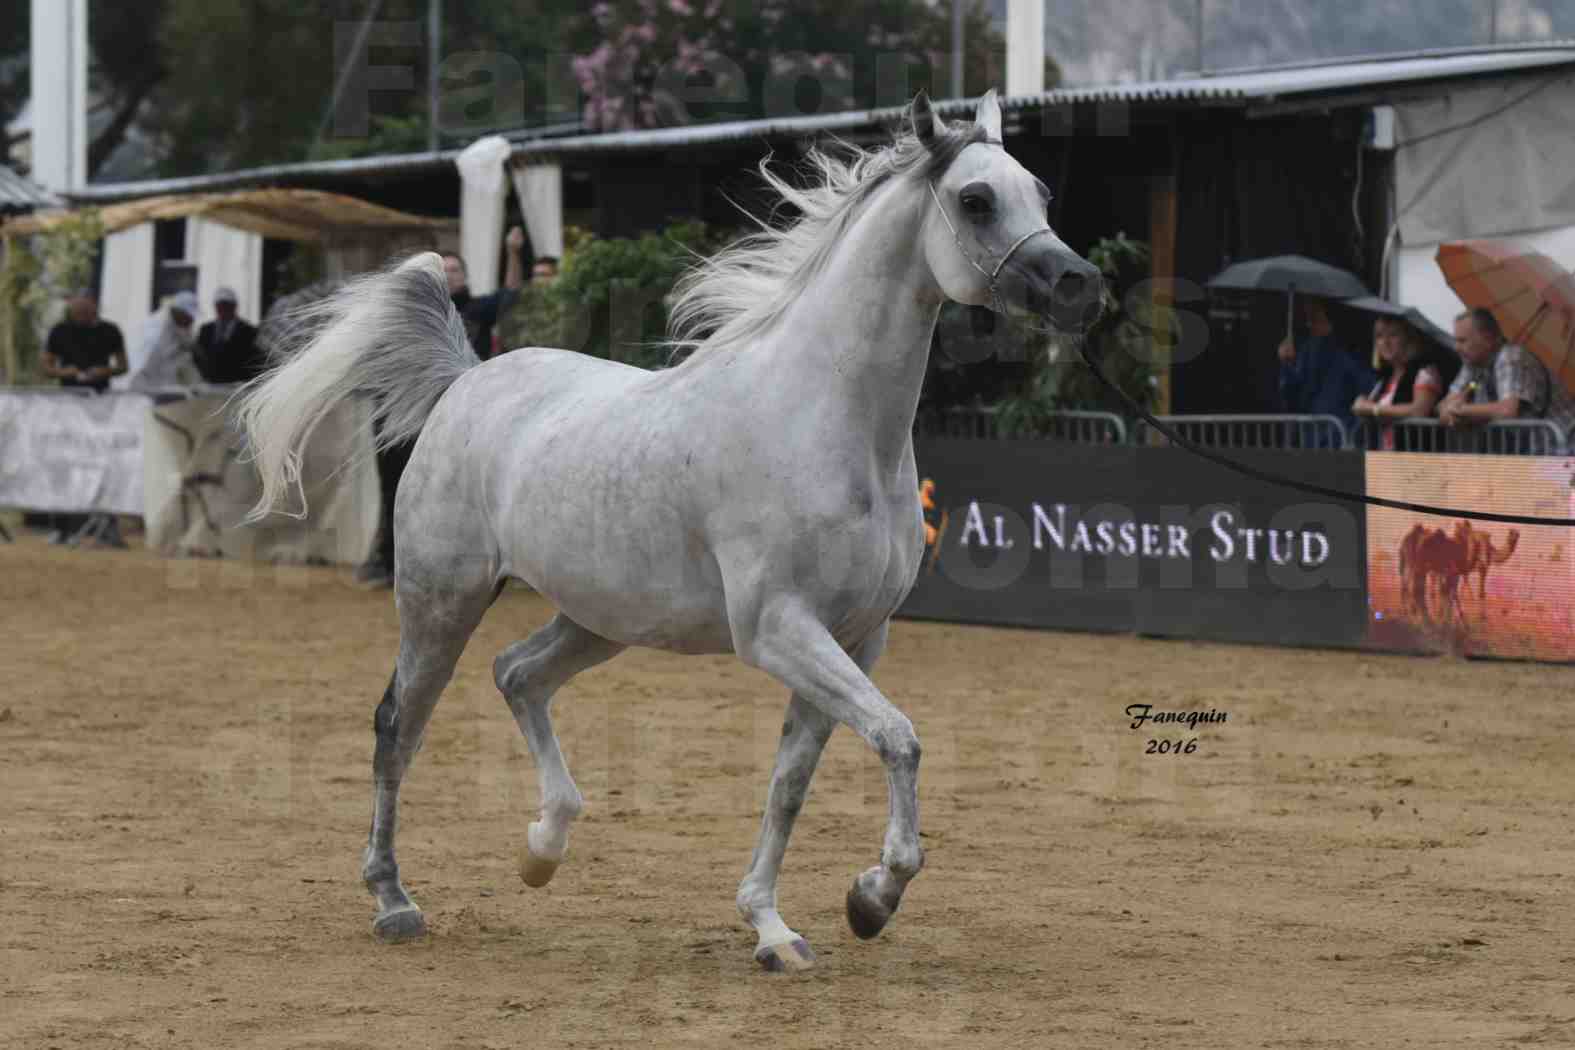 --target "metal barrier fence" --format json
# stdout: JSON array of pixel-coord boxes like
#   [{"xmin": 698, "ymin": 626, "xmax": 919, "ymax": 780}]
[
  {"xmin": 918, "ymin": 409, "xmax": 1572, "ymax": 455},
  {"xmin": 1134, "ymin": 414, "xmax": 1349, "ymax": 450},
  {"xmin": 1350, "ymin": 418, "xmax": 1567, "ymax": 456},
  {"xmin": 914, "ymin": 406, "xmax": 1128, "ymax": 444}
]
